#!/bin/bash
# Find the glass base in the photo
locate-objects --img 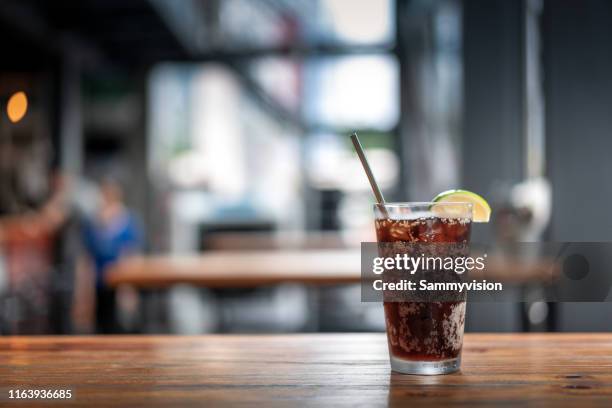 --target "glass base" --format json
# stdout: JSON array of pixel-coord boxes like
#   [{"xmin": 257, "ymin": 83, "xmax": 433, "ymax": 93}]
[{"xmin": 390, "ymin": 355, "xmax": 461, "ymax": 375}]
